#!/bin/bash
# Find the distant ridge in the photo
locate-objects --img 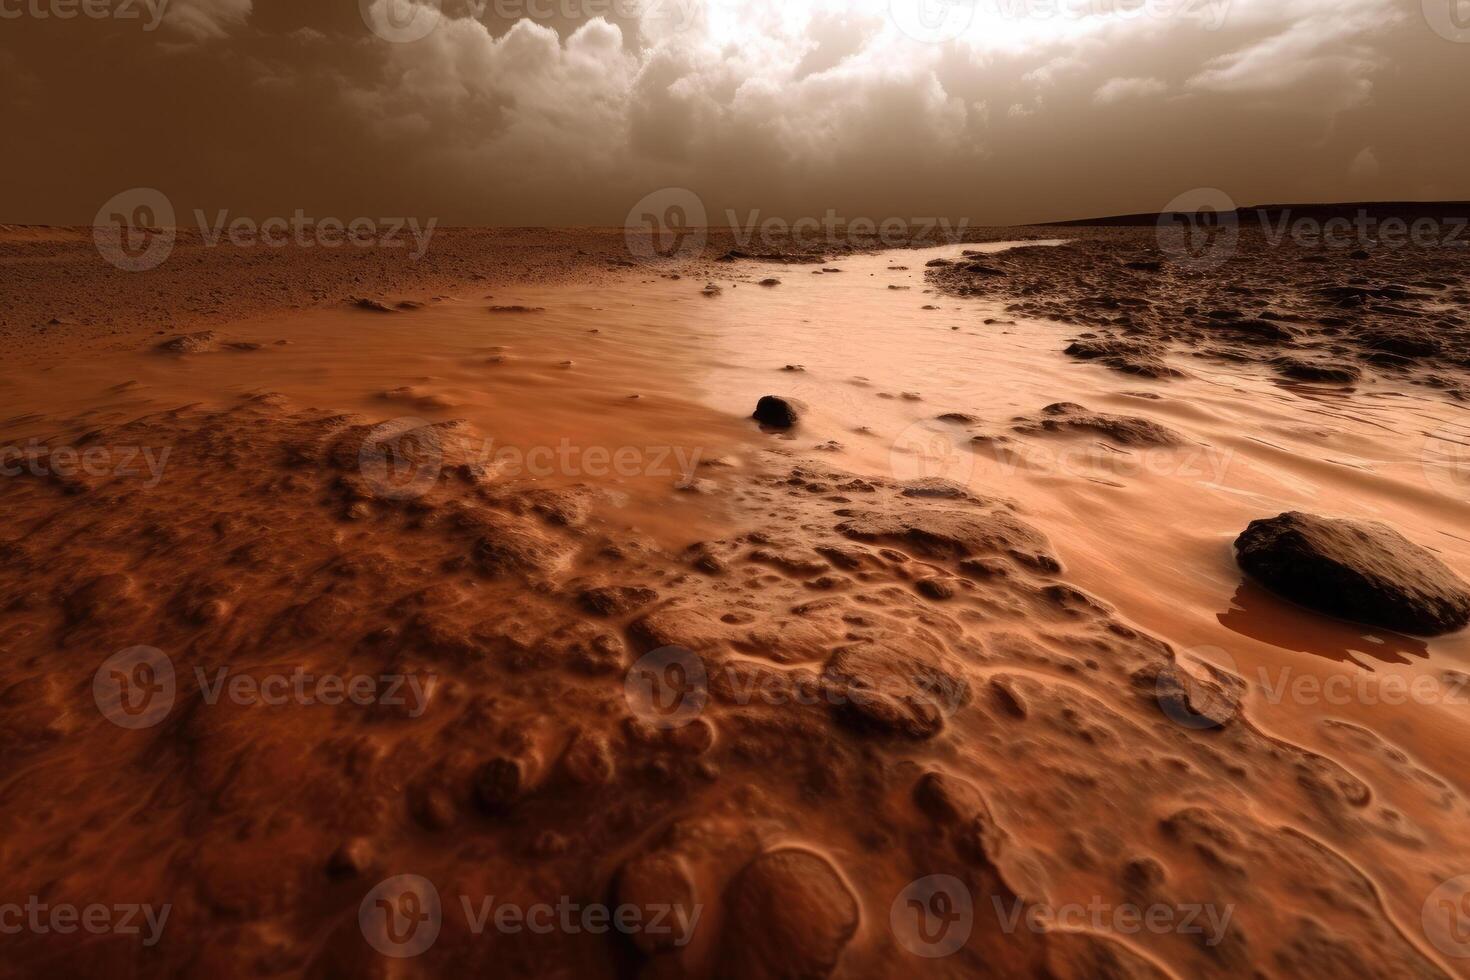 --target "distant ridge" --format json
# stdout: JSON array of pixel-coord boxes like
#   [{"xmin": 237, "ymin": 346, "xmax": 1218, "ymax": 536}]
[{"xmin": 1046, "ymin": 201, "xmax": 1470, "ymax": 226}]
